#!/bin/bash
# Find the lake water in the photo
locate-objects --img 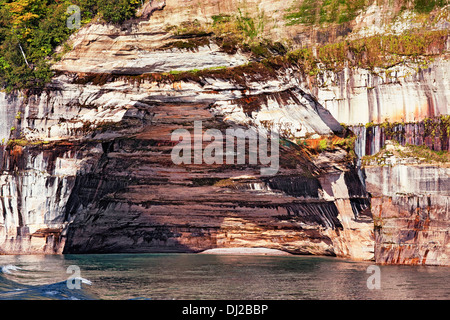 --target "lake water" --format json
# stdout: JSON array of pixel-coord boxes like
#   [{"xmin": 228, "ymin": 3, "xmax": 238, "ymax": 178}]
[{"xmin": 0, "ymin": 254, "xmax": 448, "ymax": 300}]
